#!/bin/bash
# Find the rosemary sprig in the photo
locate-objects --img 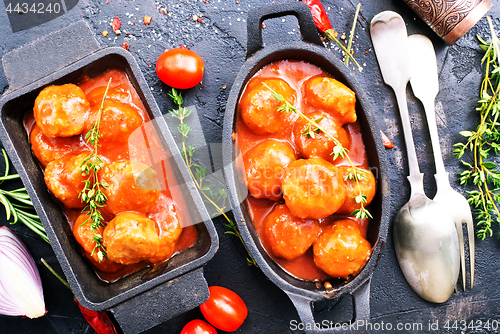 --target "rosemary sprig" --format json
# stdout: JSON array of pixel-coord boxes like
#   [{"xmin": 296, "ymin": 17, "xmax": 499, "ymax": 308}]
[
  {"xmin": 0, "ymin": 149, "xmax": 49, "ymax": 243},
  {"xmin": 167, "ymin": 88, "xmax": 257, "ymax": 266},
  {"xmin": 263, "ymin": 82, "xmax": 372, "ymax": 220},
  {"xmin": 78, "ymin": 78, "xmax": 112, "ymax": 261},
  {"xmin": 454, "ymin": 17, "xmax": 500, "ymax": 240},
  {"xmin": 41, "ymin": 258, "xmax": 71, "ymax": 291}
]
